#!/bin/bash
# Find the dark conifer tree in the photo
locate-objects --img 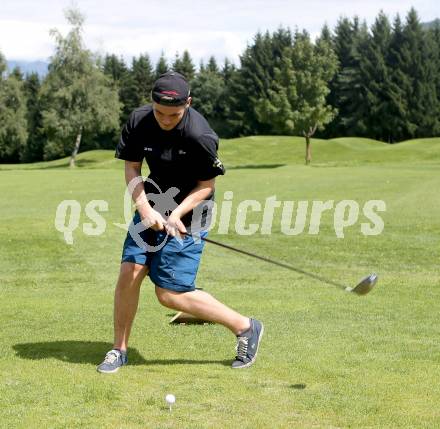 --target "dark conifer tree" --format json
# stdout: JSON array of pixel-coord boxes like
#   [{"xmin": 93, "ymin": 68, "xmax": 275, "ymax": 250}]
[
  {"xmin": 172, "ymin": 50, "xmax": 195, "ymax": 81},
  {"xmin": 23, "ymin": 72, "xmax": 44, "ymax": 161},
  {"xmin": 155, "ymin": 52, "xmax": 169, "ymax": 79}
]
